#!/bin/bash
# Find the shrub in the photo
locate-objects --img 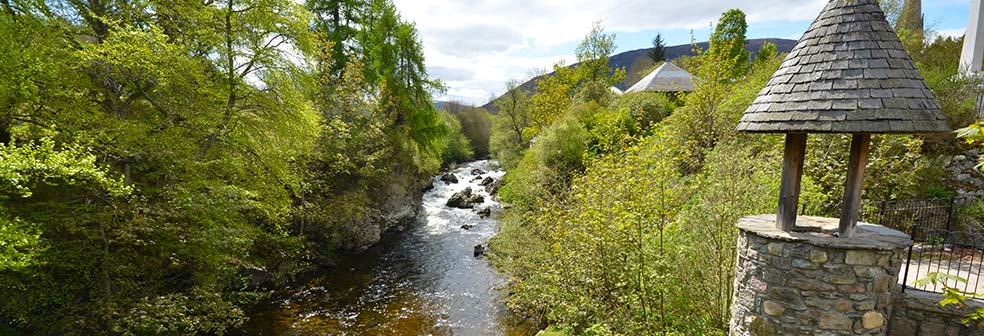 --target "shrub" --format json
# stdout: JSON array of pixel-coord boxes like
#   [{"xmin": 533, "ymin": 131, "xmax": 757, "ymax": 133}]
[
  {"xmin": 609, "ymin": 92, "xmax": 677, "ymax": 134},
  {"xmin": 499, "ymin": 116, "xmax": 588, "ymax": 207},
  {"xmin": 532, "ymin": 116, "xmax": 589, "ymax": 181}
]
